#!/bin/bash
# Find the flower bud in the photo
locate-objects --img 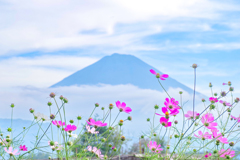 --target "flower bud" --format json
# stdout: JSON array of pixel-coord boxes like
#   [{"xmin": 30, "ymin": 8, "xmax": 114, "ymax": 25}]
[
  {"xmin": 156, "ymin": 73, "xmax": 160, "ymax": 78},
  {"xmin": 50, "ymin": 141, "xmax": 54, "ymax": 146},
  {"xmin": 109, "ymin": 126, "xmax": 114, "ymax": 130},
  {"xmin": 141, "ymin": 135, "xmax": 144, "ymax": 139},
  {"xmin": 59, "ymin": 95, "xmax": 63, "ymax": 100},
  {"xmin": 229, "ymin": 142, "xmax": 234, "ymax": 146},
  {"xmin": 188, "ymin": 137, "xmax": 192, "ymax": 140},
  {"xmin": 77, "ymin": 116, "xmax": 82, "ymax": 120},
  {"xmin": 104, "ymin": 155, "xmax": 108, "ymax": 159},
  {"xmin": 6, "ymin": 139, "xmax": 11, "ymax": 143},
  {"xmin": 63, "ymin": 97, "xmax": 68, "ymax": 103},
  {"xmin": 101, "ymin": 107, "xmax": 104, "ymax": 110},
  {"xmin": 227, "ymin": 108, "xmax": 231, "ymax": 112},
  {"xmin": 153, "ymin": 133, "xmax": 157, "ymax": 136},
  {"xmin": 29, "ymin": 108, "xmax": 34, "ymax": 113},
  {"xmin": 47, "ymin": 101, "xmax": 52, "ymax": 106},
  {"xmin": 49, "ymin": 92, "xmax": 55, "ymax": 98},
  {"xmin": 101, "ymin": 138, "xmax": 106, "ymax": 142},
  {"xmin": 108, "ymin": 144, "xmax": 112, "ymax": 148},
  {"xmin": 179, "ymin": 91, "xmax": 183, "ymax": 94},
  {"xmin": 10, "ymin": 103, "xmax": 15, "ymax": 108},
  {"xmin": 127, "ymin": 116, "xmax": 132, "ymax": 121},
  {"xmin": 221, "ymin": 91, "xmax": 226, "ymax": 97},
  {"xmin": 235, "ymin": 97, "xmax": 240, "ymax": 103},
  {"xmin": 167, "ymin": 145, "xmax": 170, "ymax": 149},
  {"xmin": 118, "ymin": 121, "xmax": 123, "ymax": 126},
  {"xmin": 95, "ymin": 103, "xmax": 99, "ymax": 107},
  {"xmin": 213, "ymin": 150, "xmax": 218, "ymax": 154},
  {"xmin": 202, "ymin": 98, "xmax": 205, "ymax": 102},
  {"xmin": 210, "ymin": 104, "xmax": 215, "ymax": 110},
  {"xmin": 50, "ymin": 114, "xmax": 55, "ymax": 120},
  {"xmin": 193, "ymin": 149, "xmax": 197, "ymax": 152},
  {"xmin": 228, "ymin": 81, "xmax": 232, "ymax": 86},
  {"xmin": 48, "ymin": 156, "xmax": 51, "ymax": 160},
  {"xmin": 147, "ymin": 118, "xmax": 150, "ymax": 122},
  {"xmin": 69, "ymin": 119, "xmax": 74, "ymax": 124},
  {"xmin": 202, "ymin": 137, "xmax": 205, "ymax": 141},
  {"xmin": 214, "ymin": 93, "xmax": 218, "ymax": 96},
  {"xmin": 174, "ymin": 134, "xmax": 179, "ymax": 138},
  {"xmin": 192, "ymin": 64, "xmax": 198, "ymax": 68},
  {"xmin": 195, "ymin": 123, "xmax": 198, "ymax": 126},
  {"xmin": 229, "ymin": 87, "xmax": 234, "ymax": 92},
  {"xmin": 67, "ymin": 141, "xmax": 73, "ymax": 146},
  {"xmin": 7, "ymin": 128, "xmax": 12, "ymax": 132},
  {"xmin": 154, "ymin": 104, "xmax": 159, "ymax": 109},
  {"xmin": 6, "ymin": 135, "xmax": 10, "ymax": 138},
  {"xmin": 174, "ymin": 120, "xmax": 178, "ymax": 124},
  {"xmin": 209, "ymin": 83, "xmax": 212, "ymax": 87},
  {"xmin": 23, "ymin": 127, "xmax": 25, "ymax": 129},
  {"xmin": 121, "ymin": 136, "xmax": 125, "ymax": 141},
  {"xmin": 109, "ymin": 104, "xmax": 113, "ymax": 109},
  {"xmin": 113, "ymin": 148, "xmax": 117, "ymax": 152}
]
